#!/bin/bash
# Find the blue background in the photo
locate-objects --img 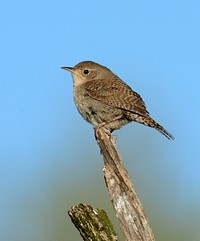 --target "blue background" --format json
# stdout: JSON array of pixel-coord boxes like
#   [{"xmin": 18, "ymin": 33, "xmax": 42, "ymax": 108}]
[{"xmin": 1, "ymin": 0, "xmax": 200, "ymax": 240}]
